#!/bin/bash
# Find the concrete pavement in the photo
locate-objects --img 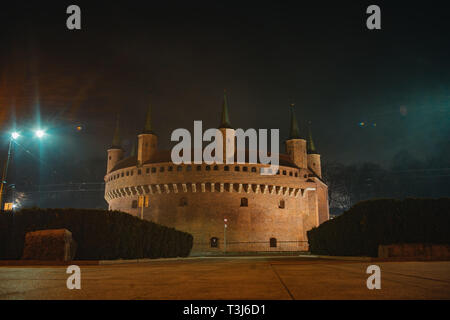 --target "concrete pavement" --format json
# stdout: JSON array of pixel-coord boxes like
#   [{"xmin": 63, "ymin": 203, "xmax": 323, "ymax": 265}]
[{"xmin": 0, "ymin": 256, "xmax": 449, "ymax": 299}]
